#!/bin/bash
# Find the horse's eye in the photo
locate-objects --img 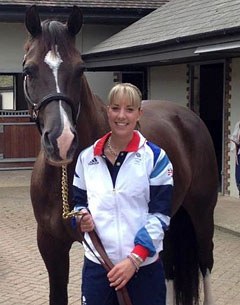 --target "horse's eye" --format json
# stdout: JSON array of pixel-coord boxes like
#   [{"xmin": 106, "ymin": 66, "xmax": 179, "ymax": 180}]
[
  {"xmin": 23, "ymin": 64, "xmax": 37, "ymax": 79},
  {"xmin": 23, "ymin": 67, "xmax": 30, "ymax": 77}
]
